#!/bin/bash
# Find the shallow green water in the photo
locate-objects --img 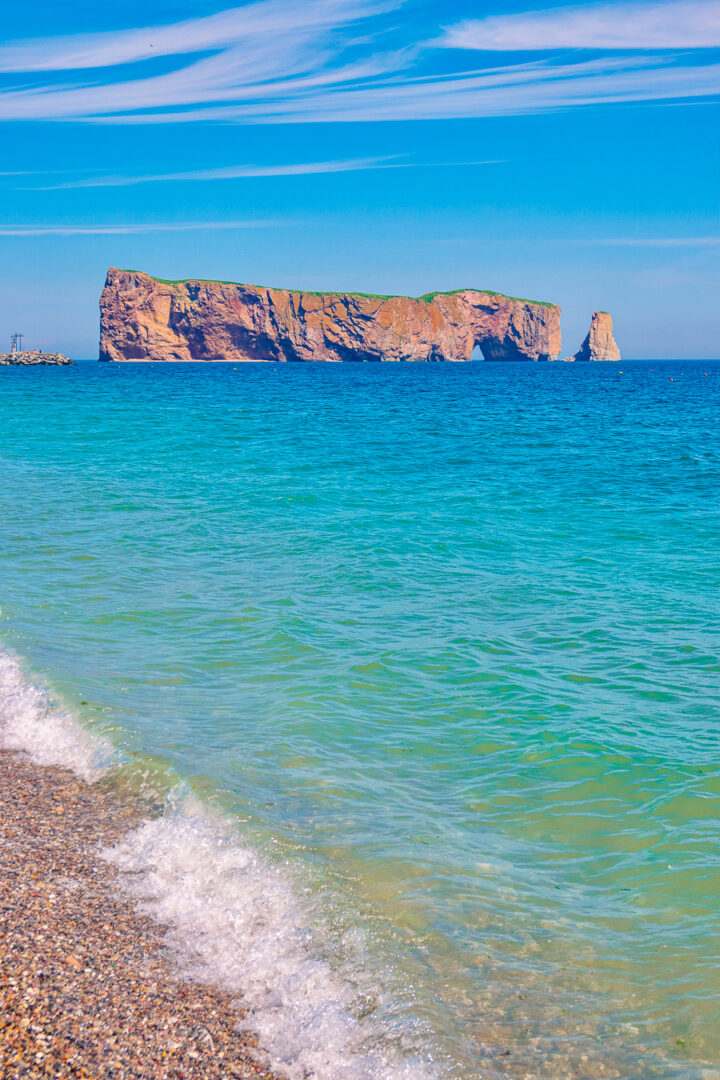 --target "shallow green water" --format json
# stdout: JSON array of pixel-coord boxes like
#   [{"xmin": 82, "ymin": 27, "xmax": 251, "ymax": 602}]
[{"xmin": 0, "ymin": 359, "xmax": 718, "ymax": 1079}]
